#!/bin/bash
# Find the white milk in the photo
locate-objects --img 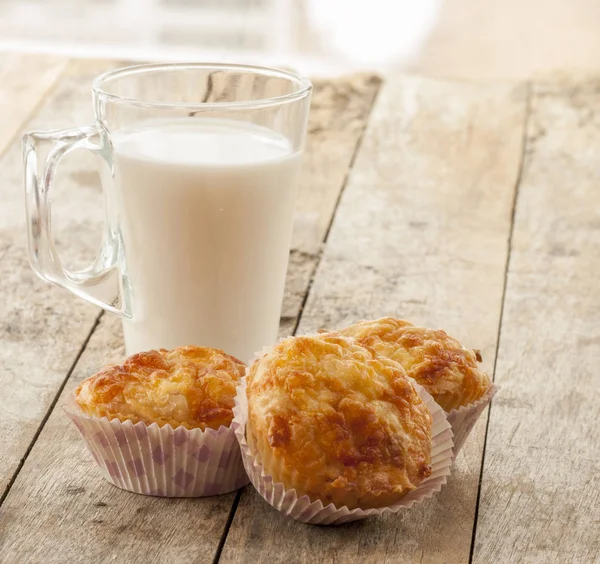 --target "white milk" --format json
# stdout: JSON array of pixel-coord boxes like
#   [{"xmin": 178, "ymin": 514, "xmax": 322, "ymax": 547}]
[{"xmin": 111, "ymin": 119, "xmax": 301, "ymax": 361}]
